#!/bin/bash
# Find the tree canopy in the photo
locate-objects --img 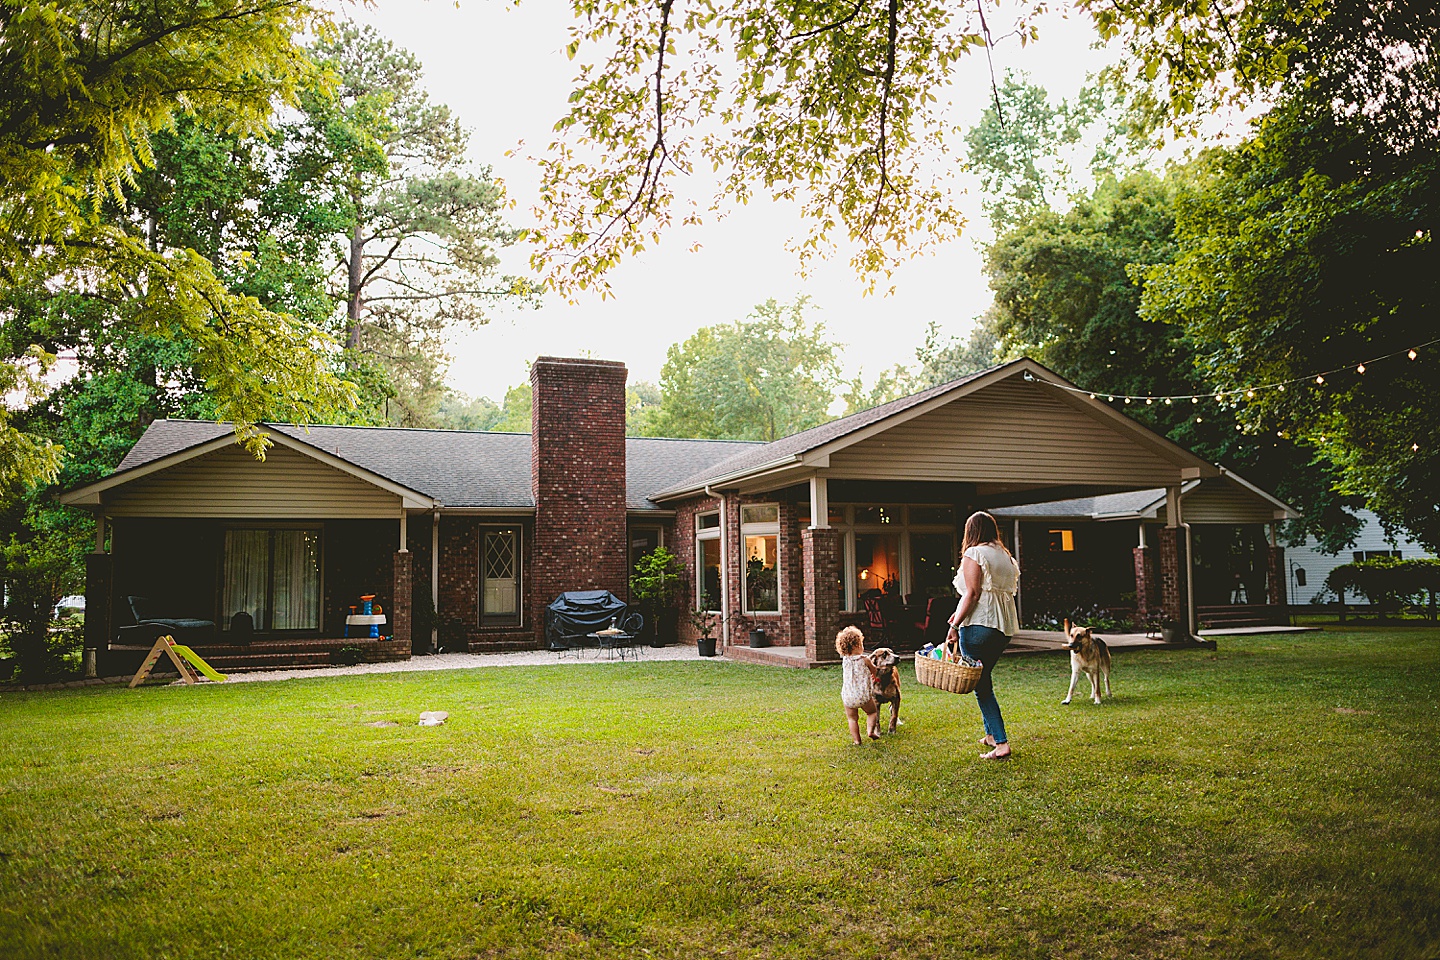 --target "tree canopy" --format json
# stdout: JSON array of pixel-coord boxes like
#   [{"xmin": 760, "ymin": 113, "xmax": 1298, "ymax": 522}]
[
  {"xmin": 645, "ymin": 299, "xmax": 843, "ymax": 441},
  {"xmin": 0, "ymin": 0, "xmax": 356, "ymax": 476}
]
